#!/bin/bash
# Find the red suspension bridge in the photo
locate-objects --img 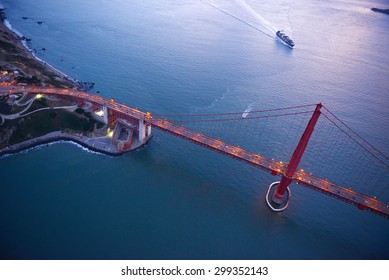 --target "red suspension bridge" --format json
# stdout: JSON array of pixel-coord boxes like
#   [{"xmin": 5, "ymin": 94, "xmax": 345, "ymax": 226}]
[{"xmin": 1, "ymin": 85, "xmax": 388, "ymax": 218}]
